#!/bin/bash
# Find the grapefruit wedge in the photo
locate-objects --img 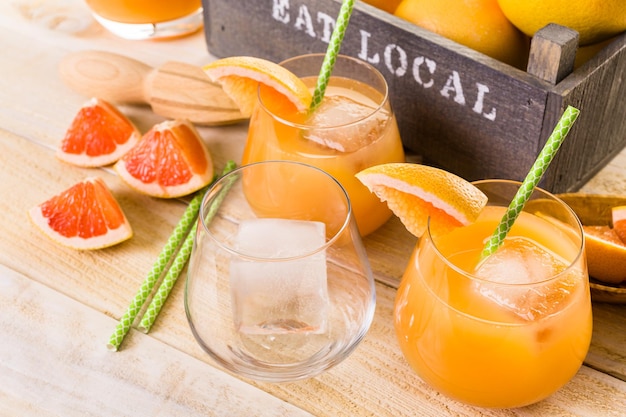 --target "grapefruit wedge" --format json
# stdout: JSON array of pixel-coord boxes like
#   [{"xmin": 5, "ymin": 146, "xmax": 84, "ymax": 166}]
[
  {"xmin": 114, "ymin": 119, "xmax": 214, "ymax": 198},
  {"xmin": 28, "ymin": 177, "xmax": 132, "ymax": 250},
  {"xmin": 203, "ymin": 56, "xmax": 312, "ymax": 118},
  {"xmin": 583, "ymin": 225, "xmax": 626, "ymax": 284},
  {"xmin": 57, "ymin": 98, "xmax": 140, "ymax": 167},
  {"xmin": 356, "ymin": 163, "xmax": 488, "ymax": 237}
]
